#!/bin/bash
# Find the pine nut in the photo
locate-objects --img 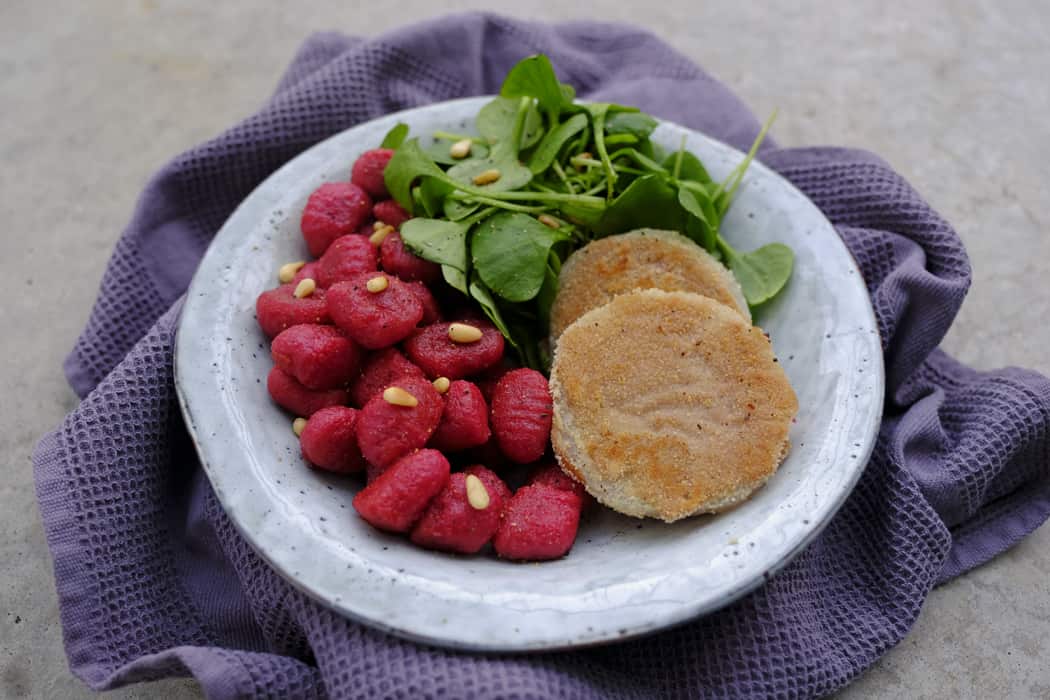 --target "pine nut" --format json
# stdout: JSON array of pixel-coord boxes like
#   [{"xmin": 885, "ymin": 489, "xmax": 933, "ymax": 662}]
[
  {"xmin": 448, "ymin": 322, "xmax": 483, "ymax": 343},
  {"xmin": 537, "ymin": 214, "xmax": 561, "ymax": 229},
  {"xmin": 449, "ymin": 139, "xmax": 472, "ymax": 159},
  {"xmin": 382, "ymin": 386, "xmax": 418, "ymax": 407},
  {"xmin": 432, "ymin": 377, "xmax": 451, "ymax": 394},
  {"xmin": 293, "ymin": 278, "xmax": 316, "ymax": 298},
  {"xmin": 472, "ymin": 169, "xmax": 501, "ymax": 186},
  {"xmin": 465, "ymin": 474, "xmax": 490, "ymax": 510},
  {"xmin": 366, "ymin": 275, "xmax": 388, "ymax": 293},
  {"xmin": 369, "ymin": 225, "xmax": 393, "ymax": 246},
  {"xmin": 278, "ymin": 261, "xmax": 306, "ymax": 283},
  {"xmin": 373, "ymin": 220, "xmax": 387, "ymax": 230},
  {"xmin": 292, "ymin": 417, "xmax": 307, "ymax": 436}
]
